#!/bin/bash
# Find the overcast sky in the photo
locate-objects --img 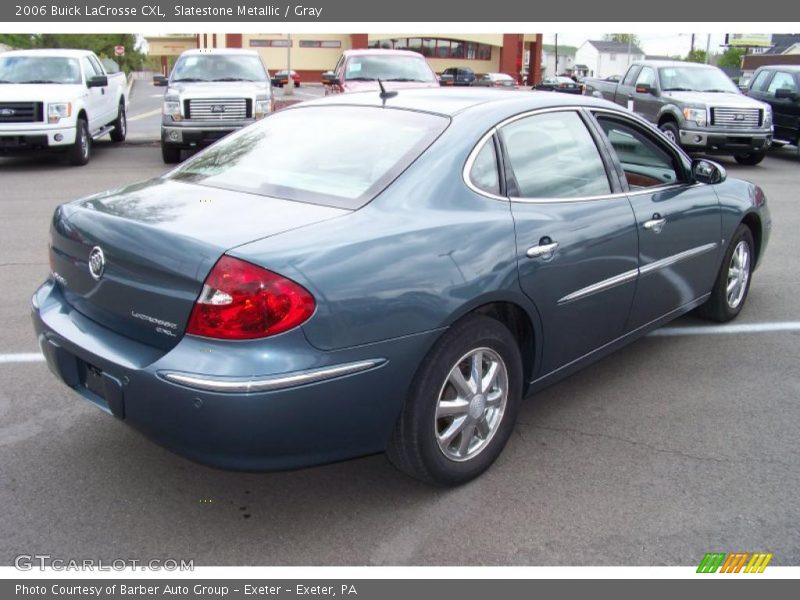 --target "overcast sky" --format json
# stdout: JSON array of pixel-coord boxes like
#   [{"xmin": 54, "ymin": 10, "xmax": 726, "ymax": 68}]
[{"xmin": 545, "ymin": 33, "xmax": 728, "ymax": 56}]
